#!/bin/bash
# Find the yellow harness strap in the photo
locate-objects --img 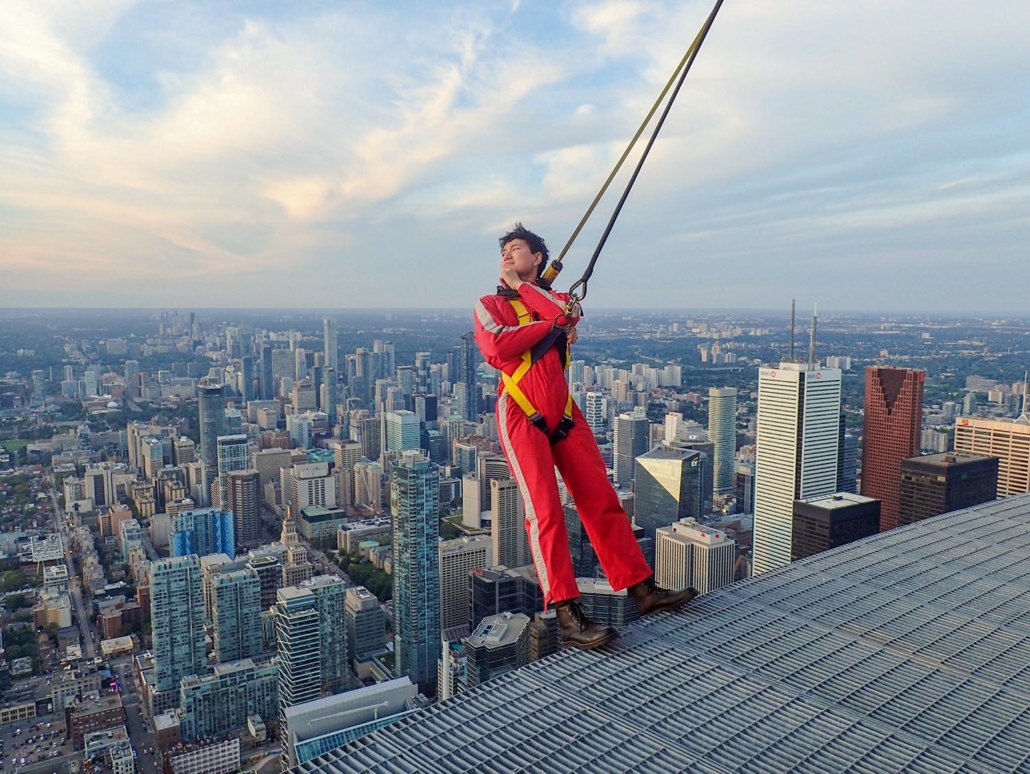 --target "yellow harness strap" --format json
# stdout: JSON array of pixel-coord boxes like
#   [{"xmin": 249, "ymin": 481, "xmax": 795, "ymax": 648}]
[{"xmin": 501, "ymin": 299, "xmax": 574, "ymax": 428}]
